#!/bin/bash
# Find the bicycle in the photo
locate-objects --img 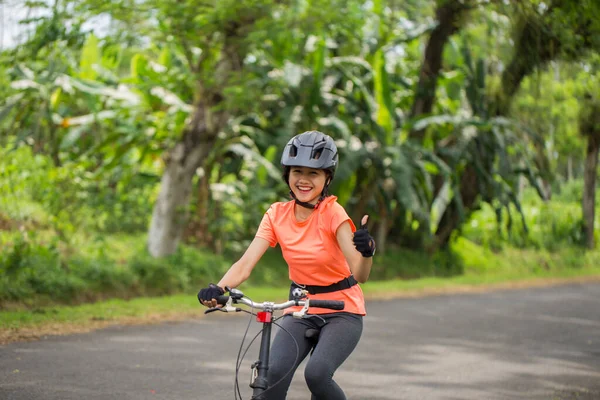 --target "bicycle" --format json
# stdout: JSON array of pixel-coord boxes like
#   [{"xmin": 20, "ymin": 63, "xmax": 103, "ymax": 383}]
[{"xmin": 203, "ymin": 287, "xmax": 345, "ymax": 399}]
